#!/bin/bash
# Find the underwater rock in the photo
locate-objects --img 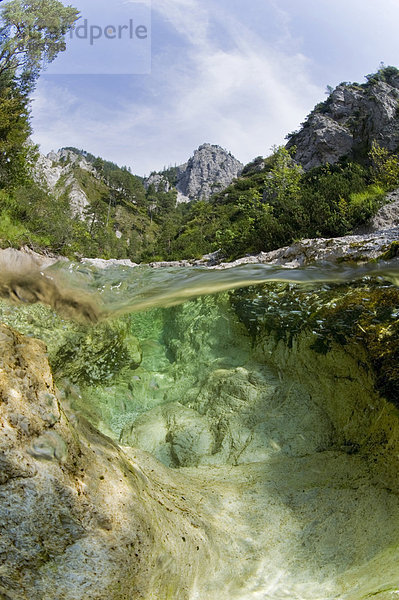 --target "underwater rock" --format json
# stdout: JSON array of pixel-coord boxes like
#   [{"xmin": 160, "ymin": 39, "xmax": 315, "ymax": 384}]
[
  {"xmin": 52, "ymin": 322, "xmax": 142, "ymax": 385},
  {"xmin": 113, "ymin": 295, "xmax": 399, "ymax": 599},
  {"xmin": 120, "ymin": 401, "xmax": 215, "ymax": 467},
  {"xmin": 121, "ymin": 366, "xmax": 334, "ymax": 467},
  {"xmin": 0, "ymin": 324, "xmax": 233, "ymax": 599},
  {"xmin": 28, "ymin": 430, "xmax": 68, "ymax": 462},
  {"xmin": 4, "ymin": 294, "xmax": 399, "ymax": 598}
]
